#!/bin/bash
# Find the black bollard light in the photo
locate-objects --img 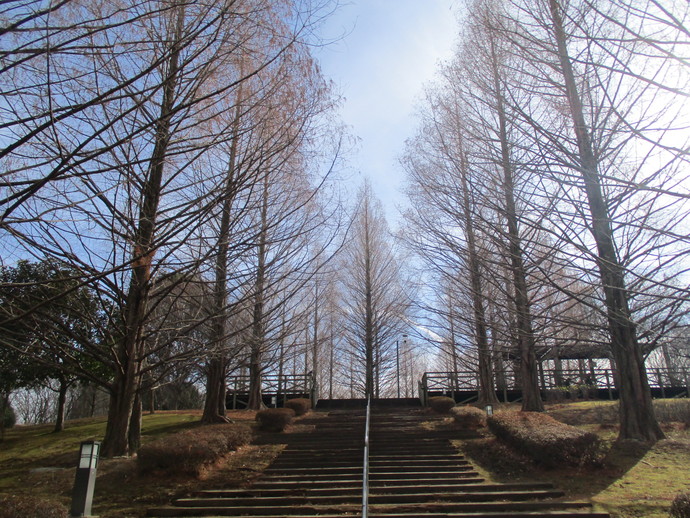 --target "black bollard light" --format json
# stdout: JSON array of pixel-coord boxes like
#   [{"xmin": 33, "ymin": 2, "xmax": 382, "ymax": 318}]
[{"xmin": 71, "ymin": 440, "xmax": 100, "ymax": 517}]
